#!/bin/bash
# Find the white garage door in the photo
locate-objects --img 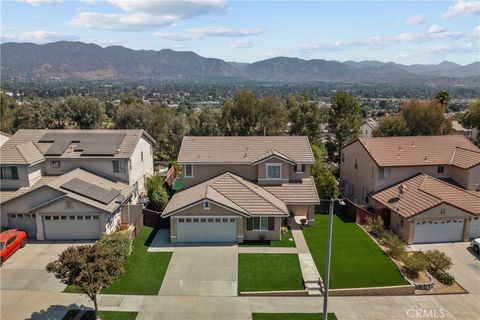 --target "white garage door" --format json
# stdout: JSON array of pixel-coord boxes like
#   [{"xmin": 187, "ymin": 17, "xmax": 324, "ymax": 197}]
[
  {"xmin": 469, "ymin": 217, "xmax": 480, "ymax": 239},
  {"xmin": 43, "ymin": 214, "xmax": 101, "ymax": 240},
  {"xmin": 177, "ymin": 217, "xmax": 237, "ymax": 243},
  {"xmin": 8, "ymin": 213, "xmax": 37, "ymax": 237},
  {"xmin": 413, "ymin": 219, "xmax": 464, "ymax": 244}
]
